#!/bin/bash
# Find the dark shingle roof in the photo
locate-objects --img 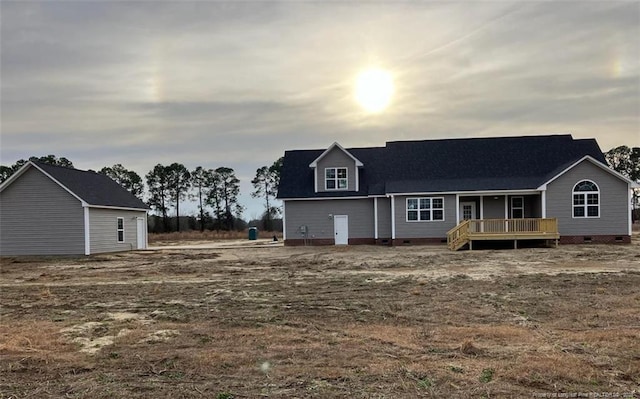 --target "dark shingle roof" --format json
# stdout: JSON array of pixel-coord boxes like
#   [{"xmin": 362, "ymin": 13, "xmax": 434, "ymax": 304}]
[
  {"xmin": 32, "ymin": 161, "xmax": 149, "ymax": 209},
  {"xmin": 277, "ymin": 134, "xmax": 607, "ymax": 199}
]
